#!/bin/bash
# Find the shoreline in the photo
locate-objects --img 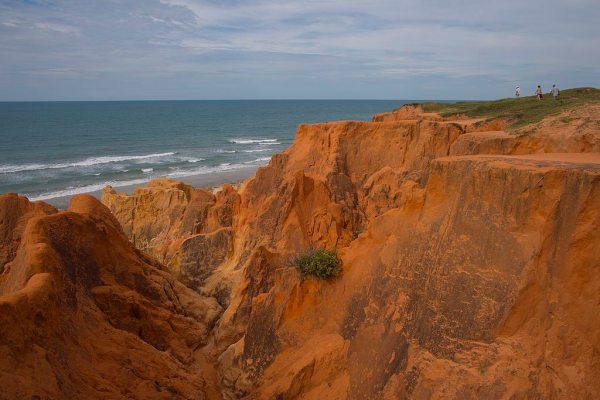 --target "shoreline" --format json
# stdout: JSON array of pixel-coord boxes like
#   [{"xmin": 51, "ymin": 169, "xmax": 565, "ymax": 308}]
[{"xmin": 42, "ymin": 164, "xmax": 260, "ymax": 209}]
